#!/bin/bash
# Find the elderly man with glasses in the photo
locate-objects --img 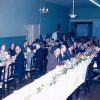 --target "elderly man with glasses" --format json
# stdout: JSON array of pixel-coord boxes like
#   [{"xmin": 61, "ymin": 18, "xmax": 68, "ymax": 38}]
[{"xmin": 15, "ymin": 46, "xmax": 25, "ymax": 78}]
